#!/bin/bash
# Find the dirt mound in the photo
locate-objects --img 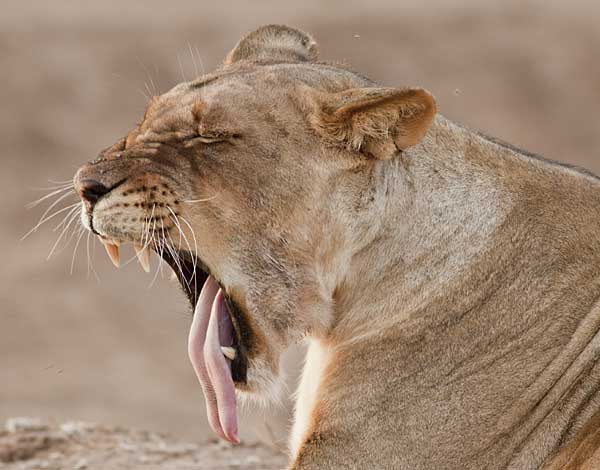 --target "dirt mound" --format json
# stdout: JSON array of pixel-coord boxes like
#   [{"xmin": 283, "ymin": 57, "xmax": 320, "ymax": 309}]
[{"xmin": 0, "ymin": 418, "xmax": 286, "ymax": 470}]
